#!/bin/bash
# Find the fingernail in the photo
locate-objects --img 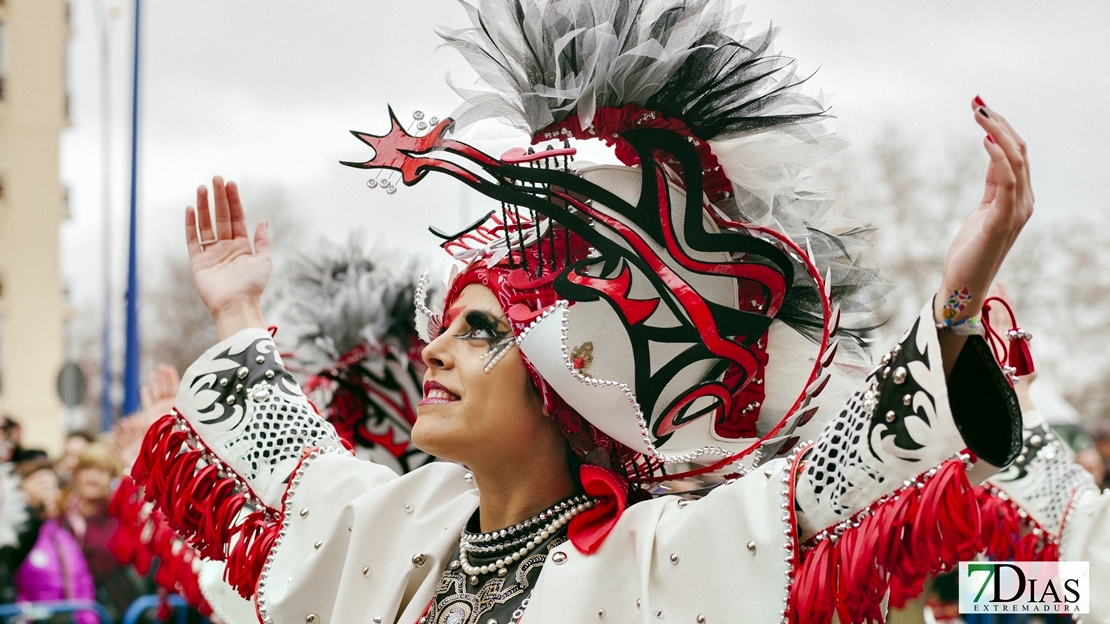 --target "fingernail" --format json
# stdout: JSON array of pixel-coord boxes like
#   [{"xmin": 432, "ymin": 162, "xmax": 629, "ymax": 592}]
[
  {"xmin": 987, "ymin": 135, "xmax": 996, "ymax": 144},
  {"xmin": 974, "ymin": 95, "xmax": 985, "ymax": 107},
  {"xmin": 978, "ymin": 107, "xmax": 990, "ymax": 119}
]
